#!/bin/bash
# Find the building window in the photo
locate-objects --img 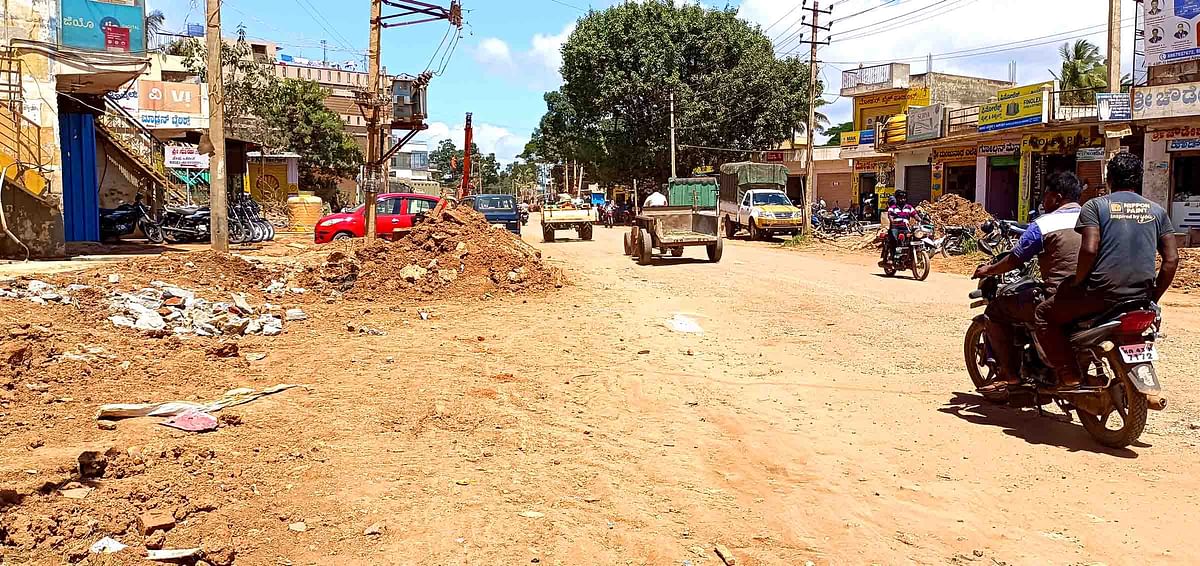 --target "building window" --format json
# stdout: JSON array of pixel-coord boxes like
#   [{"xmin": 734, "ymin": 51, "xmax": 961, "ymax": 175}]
[
  {"xmin": 411, "ymin": 151, "xmax": 428, "ymax": 170},
  {"xmin": 395, "ymin": 152, "xmax": 412, "ymax": 170}
]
